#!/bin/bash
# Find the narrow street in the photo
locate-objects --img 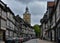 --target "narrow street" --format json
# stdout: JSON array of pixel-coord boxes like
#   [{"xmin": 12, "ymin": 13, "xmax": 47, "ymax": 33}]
[
  {"xmin": 24, "ymin": 39, "xmax": 54, "ymax": 43},
  {"xmin": 0, "ymin": 0, "xmax": 59, "ymax": 43}
]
